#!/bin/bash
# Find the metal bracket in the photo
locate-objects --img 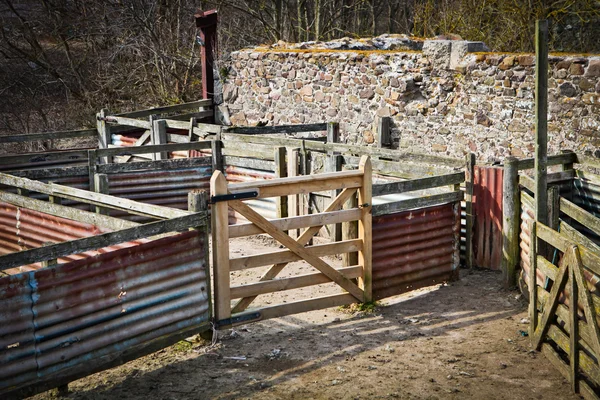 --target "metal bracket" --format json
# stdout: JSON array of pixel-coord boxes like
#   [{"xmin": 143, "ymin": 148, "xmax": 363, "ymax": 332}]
[
  {"xmin": 210, "ymin": 191, "xmax": 258, "ymax": 203},
  {"xmin": 216, "ymin": 312, "xmax": 261, "ymax": 328}
]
